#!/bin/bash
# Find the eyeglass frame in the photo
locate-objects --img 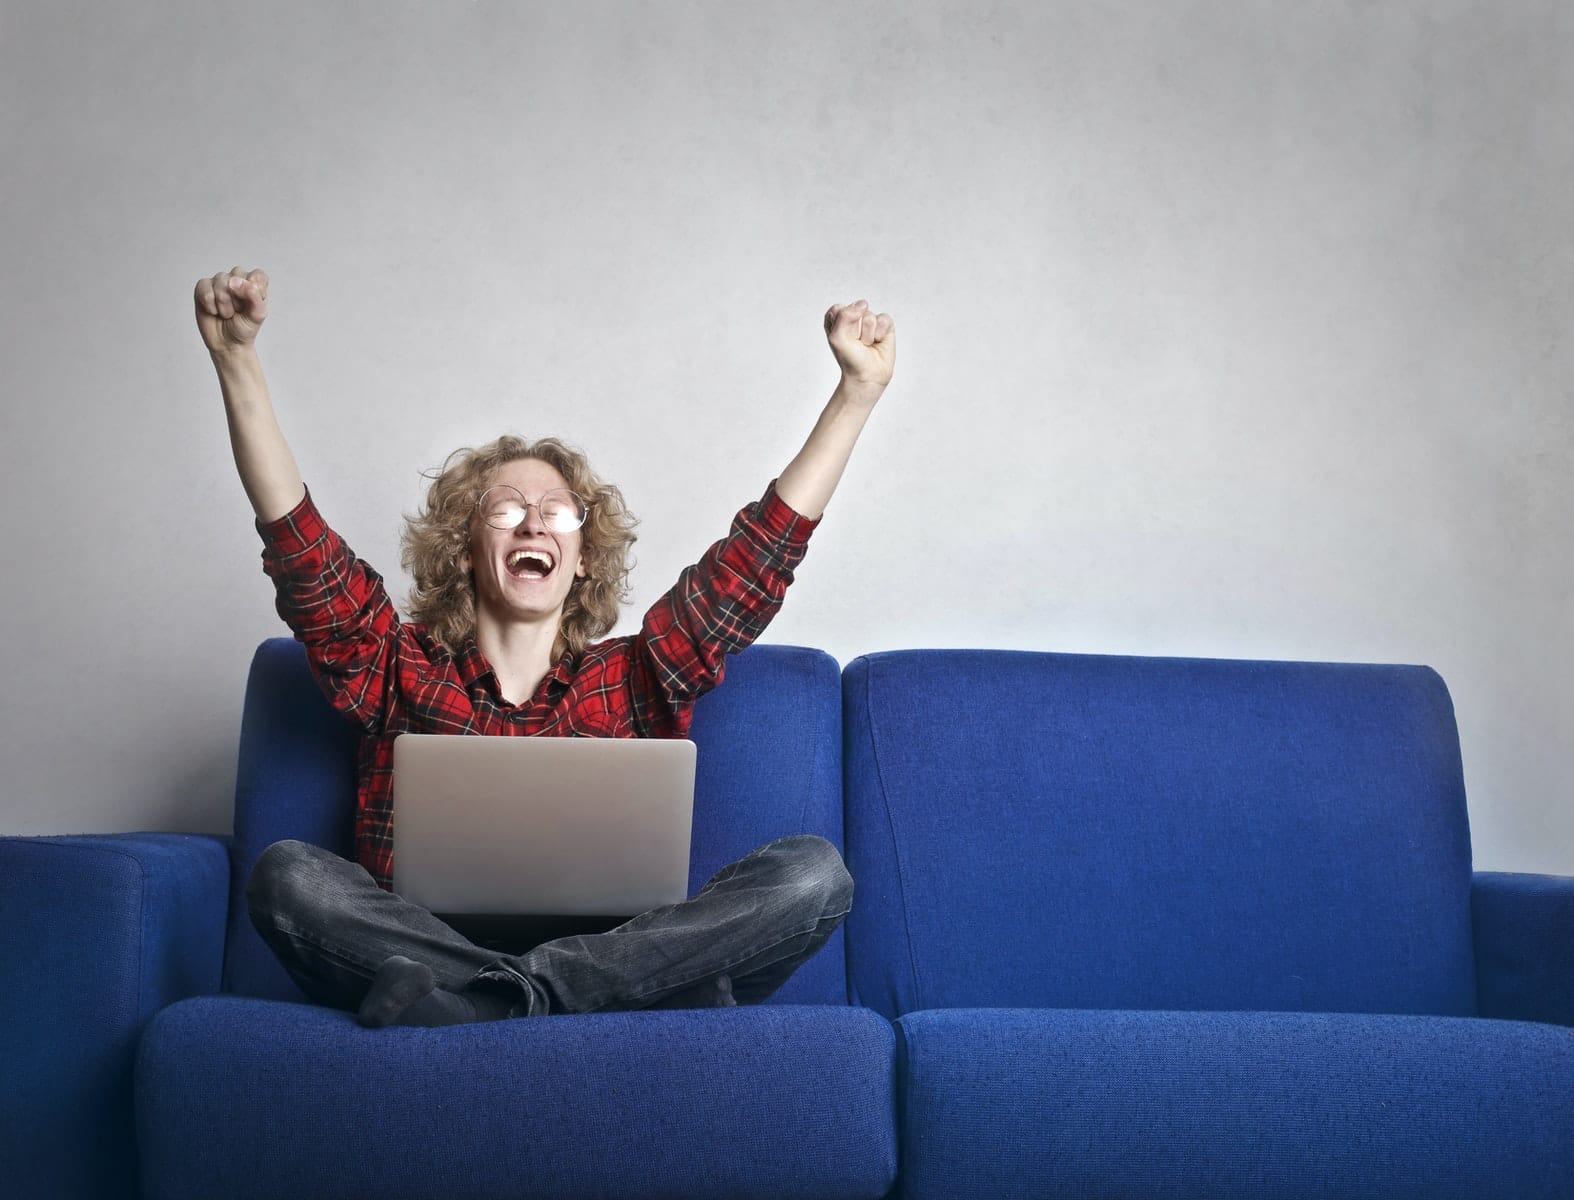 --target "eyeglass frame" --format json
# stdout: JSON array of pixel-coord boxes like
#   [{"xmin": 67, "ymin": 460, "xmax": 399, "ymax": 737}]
[{"xmin": 475, "ymin": 484, "xmax": 592, "ymax": 533}]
